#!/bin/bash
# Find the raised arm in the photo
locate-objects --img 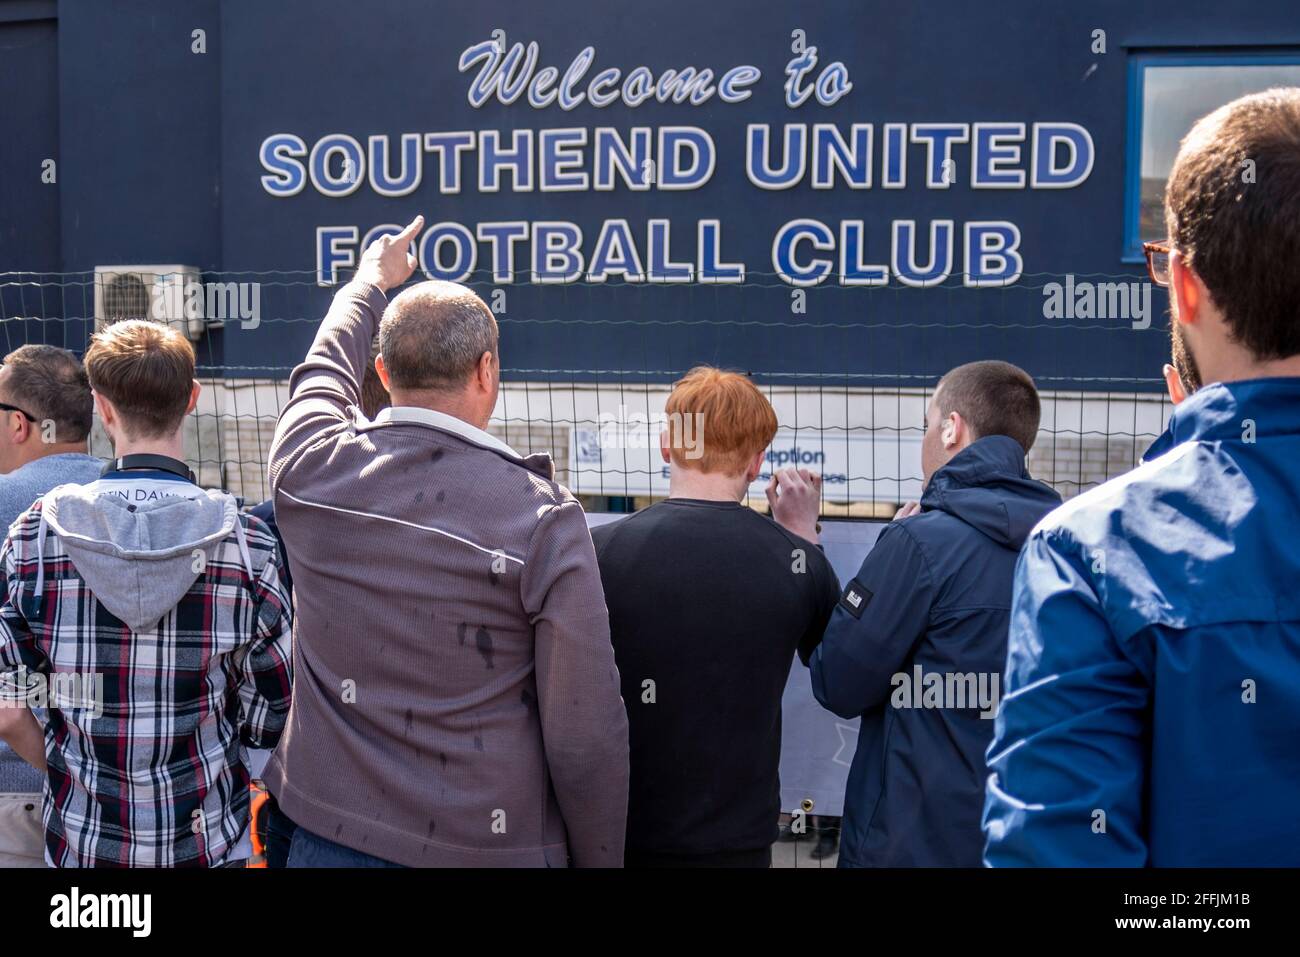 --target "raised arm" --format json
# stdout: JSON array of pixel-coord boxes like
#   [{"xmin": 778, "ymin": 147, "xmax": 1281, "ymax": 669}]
[{"xmin": 269, "ymin": 216, "xmax": 423, "ymax": 490}]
